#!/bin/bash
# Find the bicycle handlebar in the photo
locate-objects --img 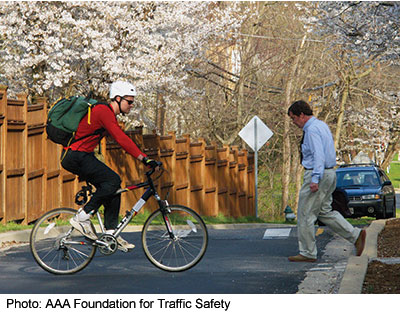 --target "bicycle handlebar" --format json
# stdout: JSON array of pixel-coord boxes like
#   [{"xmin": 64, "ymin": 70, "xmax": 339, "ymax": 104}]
[{"xmin": 145, "ymin": 161, "xmax": 163, "ymax": 178}]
